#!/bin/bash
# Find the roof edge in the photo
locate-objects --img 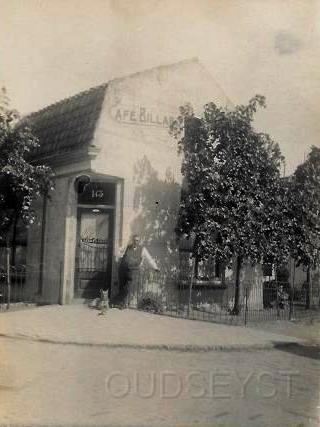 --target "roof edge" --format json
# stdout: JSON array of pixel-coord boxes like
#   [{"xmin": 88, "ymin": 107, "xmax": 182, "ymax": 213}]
[
  {"xmin": 22, "ymin": 58, "xmax": 200, "ymax": 119},
  {"xmin": 109, "ymin": 57, "xmax": 200, "ymax": 85},
  {"xmin": 30, "ymin": 145, "xmax": 100, "ymax": 168},
  {"xmin": 23, "ymin": 83, "xmax": 109, "ymax": 122}
]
